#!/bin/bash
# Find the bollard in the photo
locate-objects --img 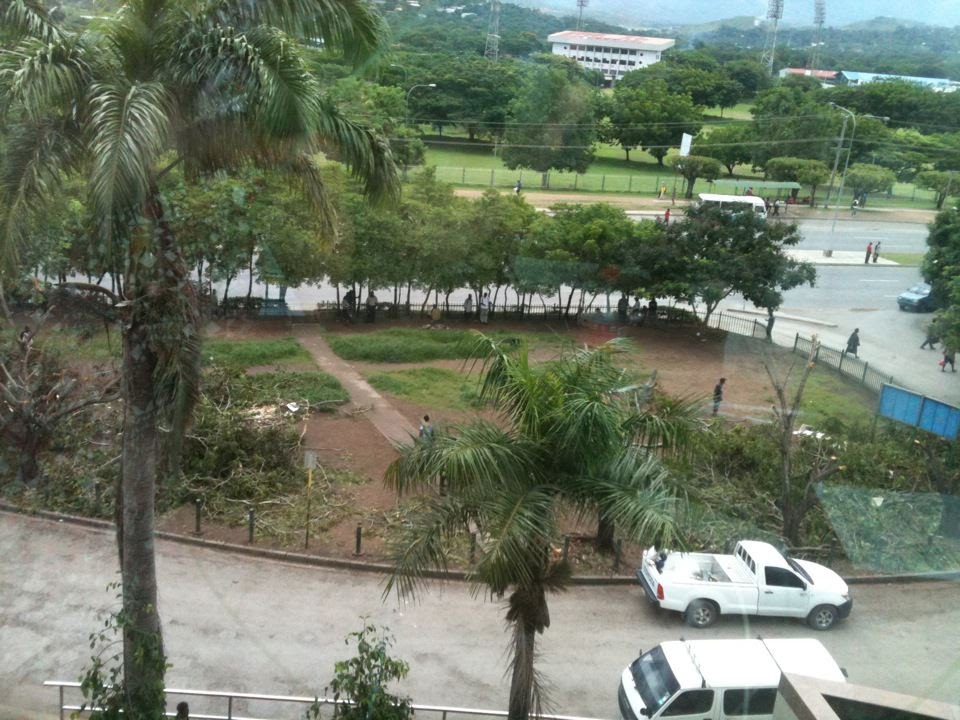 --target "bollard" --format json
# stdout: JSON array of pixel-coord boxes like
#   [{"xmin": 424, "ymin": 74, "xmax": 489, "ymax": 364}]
[
  {"xmin": 247, "ymin": 508, "xmax": 255, "ymax": 544},
  {"xmin": 194, "ymin": 497, "xmax": 202, "ymax": 536},
  {"xmin": 354, "ymin": 524, "xmax": 362, "ymax": 556},
  {"xmin": 562, "ymin": 535, "xmax": 571, "ymax": 562},
  {"xmin": 614, "ymin": 539, "xmax": 623, "ymax": 573},
  {"xmin": 94, "ymin": 481, "xmax": 102, "ymax": 516}
]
